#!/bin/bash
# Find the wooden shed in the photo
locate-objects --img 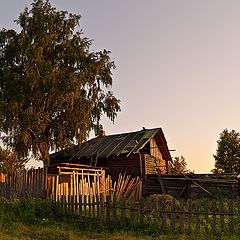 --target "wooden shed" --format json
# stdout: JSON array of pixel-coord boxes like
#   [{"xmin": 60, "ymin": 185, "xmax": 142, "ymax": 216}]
[{"xmin": 50, "ymin": 128, "xmax": 172, "ymax": 180}]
